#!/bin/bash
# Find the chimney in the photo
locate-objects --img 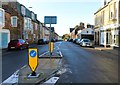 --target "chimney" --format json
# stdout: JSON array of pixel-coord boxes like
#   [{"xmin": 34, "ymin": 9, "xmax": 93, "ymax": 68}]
[{"xmin": 104, "ymin": 0, "xmax": 107, "ymax": 5}]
